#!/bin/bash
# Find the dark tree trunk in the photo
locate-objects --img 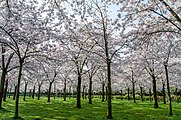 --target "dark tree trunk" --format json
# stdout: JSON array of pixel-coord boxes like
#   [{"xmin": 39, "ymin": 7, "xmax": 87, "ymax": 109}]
[
  {"xmin": 164, "ymin": 64, "xmax": 173, "ymax": 116},
  {"xmin": 162, "ymin": 82, "xmax": 166, "ymax": 104},
  {"xmin": 175, "ymin": 88, "xmax": 178, "ymax": 102},
  {"xmin": 14, "ymin": 61, "xmax": 23, "ymax": 119},
  {"xmin": 0, "ymin": 46, "xmax": 6, "ymax": 109},
  {"xmin": 47, "ymin": 82, "xmax": 52, "ymax": 102},
  {"xmin": 72, "ymin": 90, "xmax": 74, "ymax": 98},
  {"xmin": 140, "ymin": 87, "xmax": 144, "ymax": 102},
  {"xmin": 106, "ymin": 86, "xmax": 108, "ymax": 101},
  {"xmin": 152, "ymin": 75, "xmax": 159, "ymax": 108},
  {"xmin": 32, "ymin": 85, "xmax": 35, "ymax": 99},
  {"xmin": 107, "ymin": 61, "xmax": 112, "ymax": 119},
  {"xmin": 76, "ymin": 75, "xmax": 81, "ymax": 108},
  {"xmin": 29, "ymin": 90, "xmax": 31, "ymax": 97},
  {"xmin": 23, "ymin": 83, "xmax": 28, "ymax": 101},
  {"xmin": 38, "ymin": 85, "xmax": 41, "ymax": 100},
  {"xmin": 63, "ymin": 80, "xmax": 66, "ymax": 101},
  {"xmin": 102, "ymin": 83, "xmax": 105, "ymax": 102},
  {"xmin": 120, "ymin": 90, "xmax": 123, "ymax": 100},
  {"xmin": 69, "ymin": 86, "xmax": 71, "ymax": 99},
  {"xmin": 128, "ymin": 88, "xmax": 130, "ymax": 100},
  {"xmin": 13, "ymin": 85, "xmax": 17, "ymax": 100},
  {"xmin": 82, "ymin": 86, "xmax": 85, "ymax": 100},
  {"xmin": 0, "ymin": 72, "xmax": 6, "ymax": 109},
  {"xmin": 54, "ymin": 83, "xmax": 56, "ymax": 99},
  {"xmin": 132, "ymin": 82, "xmax": 136, "ymax": 103},
  {"xmin": 3, "ymin": 80, "xmax": 8, "ymax": 102},
  {"xmin": 149, "ymin": 89, "xmax": 152, "ymax": 102},
  {"xmin": 132, "ymin": 70, "xmax": 136, "ymax": 103},
  {"xmin": 85, "ymin": 91, "xmax": 87, "ymax": 99},
  {"xmin": 88, "ymin": 79, "xmax": 92, "ymax": 104}
]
